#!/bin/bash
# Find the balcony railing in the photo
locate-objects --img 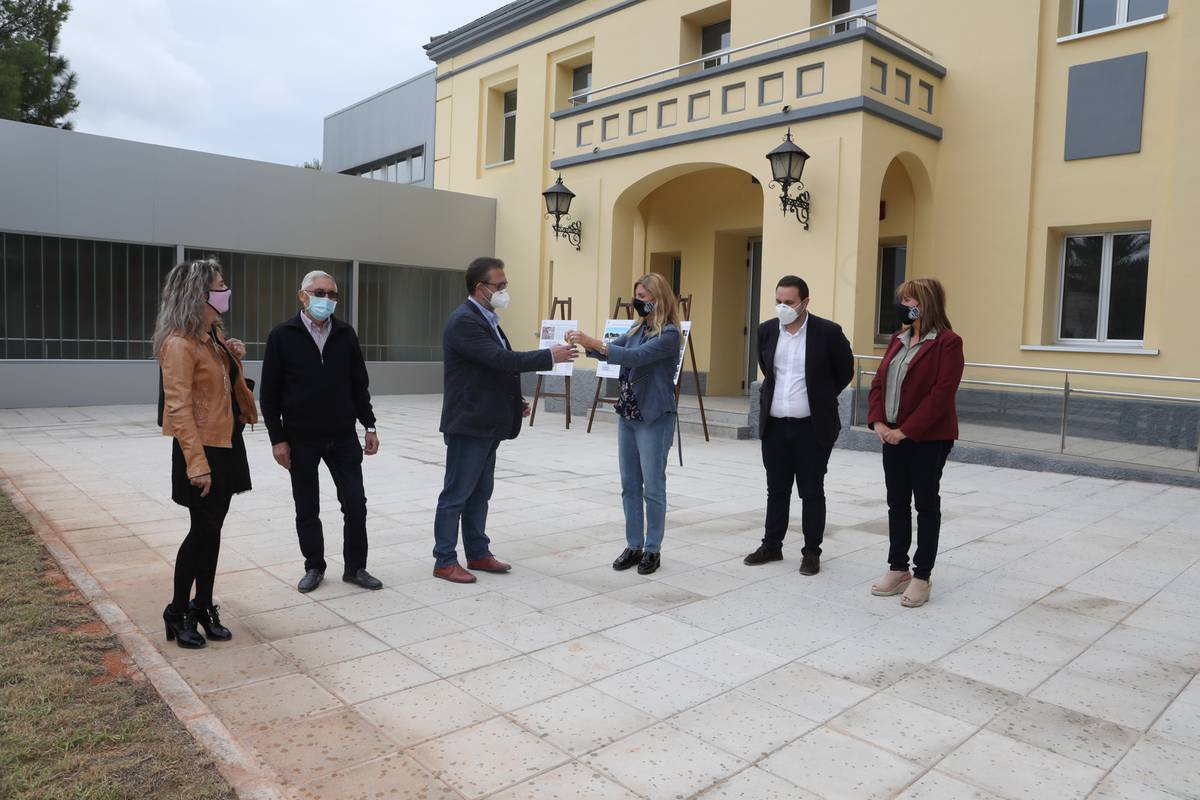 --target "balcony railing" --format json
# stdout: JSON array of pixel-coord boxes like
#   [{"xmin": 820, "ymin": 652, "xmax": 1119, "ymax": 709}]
[
  {"xmin": 850, "ymin": 356, "xmax": 1200, "ymax": 474},
  {"xmin": 549, "ymin": 12, "xmax": 943, "ymax": 166}
]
